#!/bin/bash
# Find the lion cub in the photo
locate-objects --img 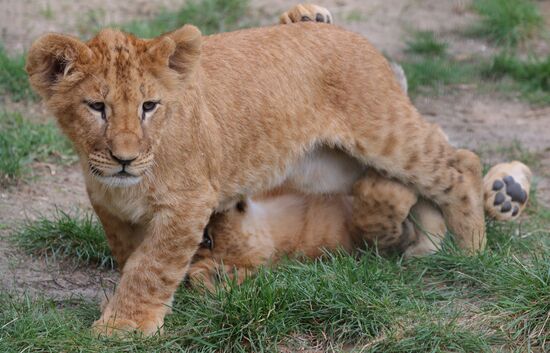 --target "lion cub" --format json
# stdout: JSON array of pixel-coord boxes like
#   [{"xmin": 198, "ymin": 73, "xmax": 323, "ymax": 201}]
[{"xmin": 189, "ymin": 159, "xmax": 532, "ymax": 289}]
